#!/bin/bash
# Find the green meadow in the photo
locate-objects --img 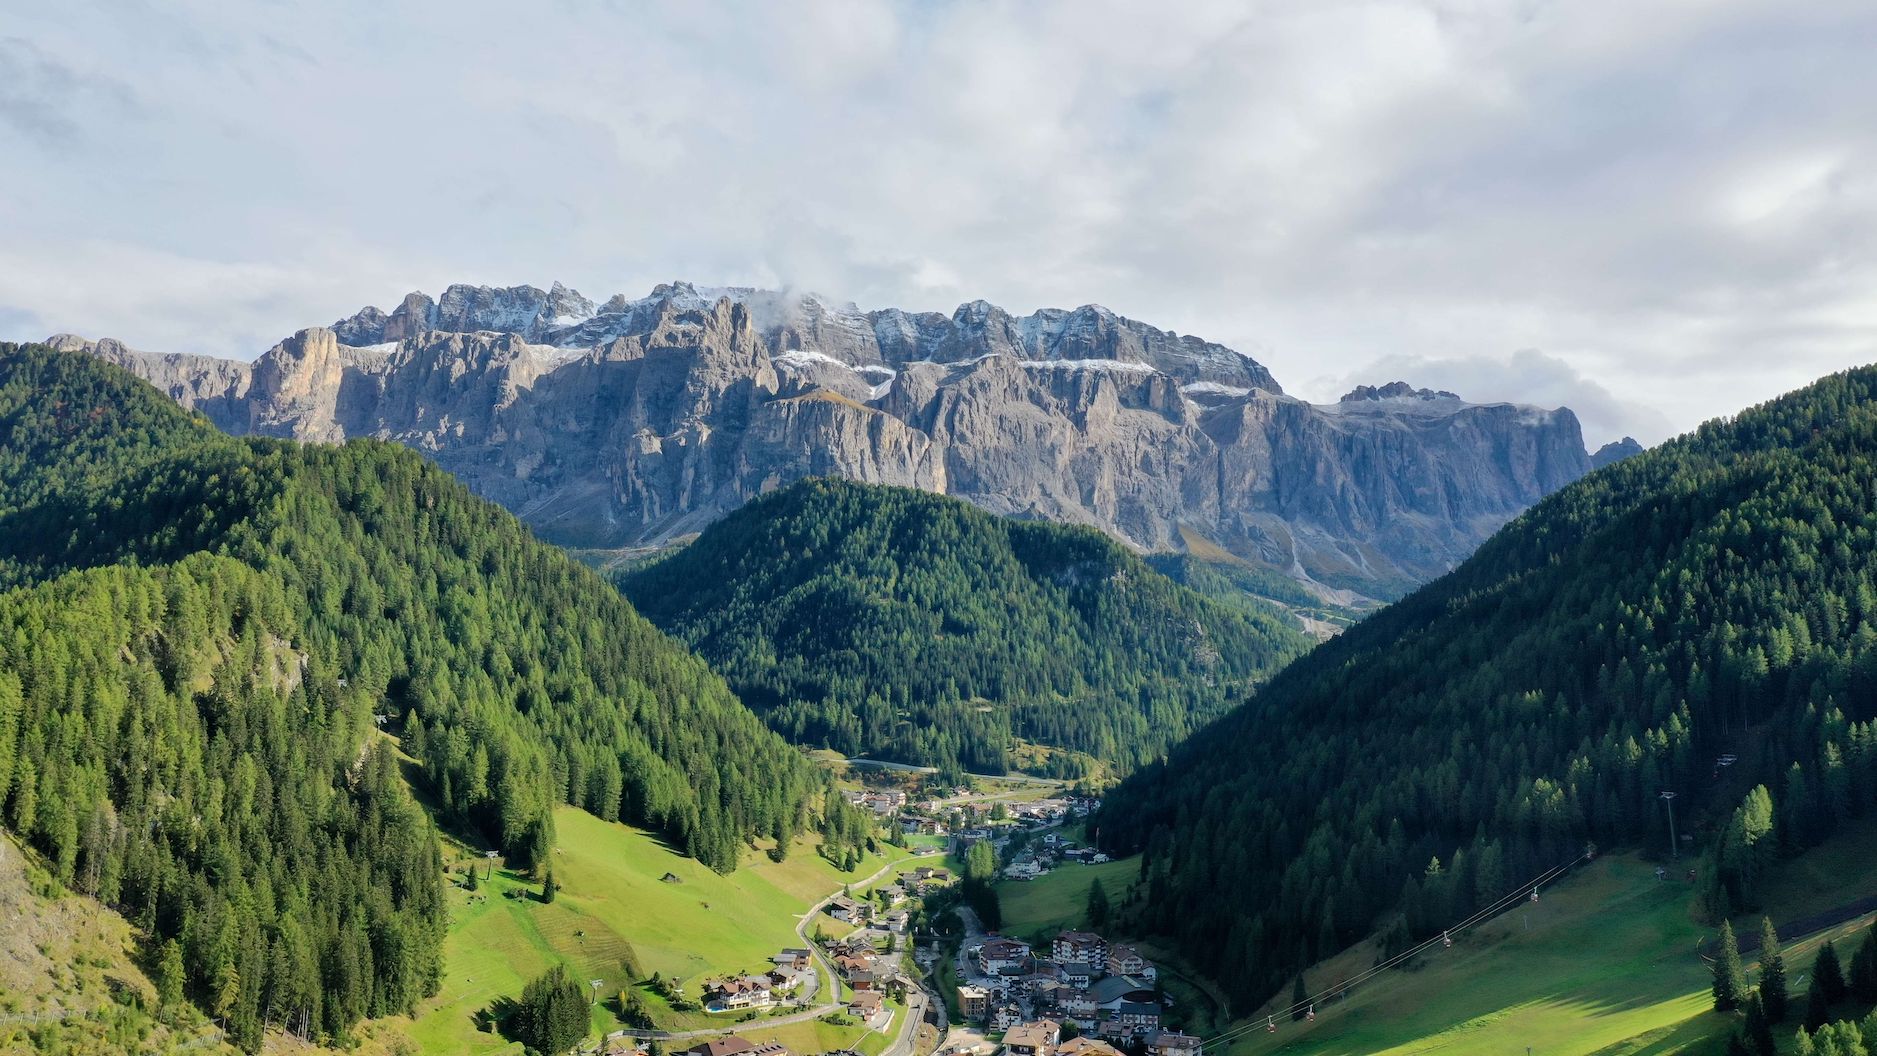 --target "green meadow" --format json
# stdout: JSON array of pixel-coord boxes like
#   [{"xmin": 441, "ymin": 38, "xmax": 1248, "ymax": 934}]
[
  {"xmin": 1221, "ymin": 844, "xmax": 1877, "ymax": 1056},
  {"xmin": 374, "ymin": 806, "xmax": 933, "ymax": 1056},
  {"xmin": 997, "ymin": 856, "xmax": 1139, "ymax": 941}
]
